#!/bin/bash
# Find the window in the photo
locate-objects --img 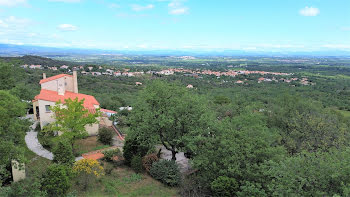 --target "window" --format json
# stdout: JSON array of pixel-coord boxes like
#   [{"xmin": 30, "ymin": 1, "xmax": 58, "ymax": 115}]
[{"xmin": 45, "ymin": 105, "xmax": 51, "ymax": 112}]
